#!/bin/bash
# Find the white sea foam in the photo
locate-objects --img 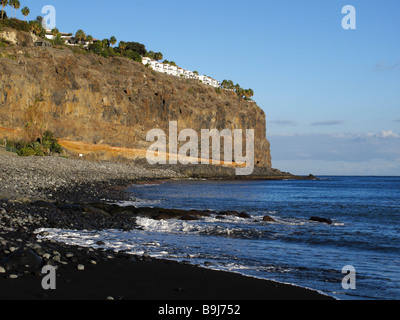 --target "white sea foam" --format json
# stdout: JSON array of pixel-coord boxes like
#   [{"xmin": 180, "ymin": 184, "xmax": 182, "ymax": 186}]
[{"xmin": 112, "ymin": 198, "xmax": 163, "ymax": 208}]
